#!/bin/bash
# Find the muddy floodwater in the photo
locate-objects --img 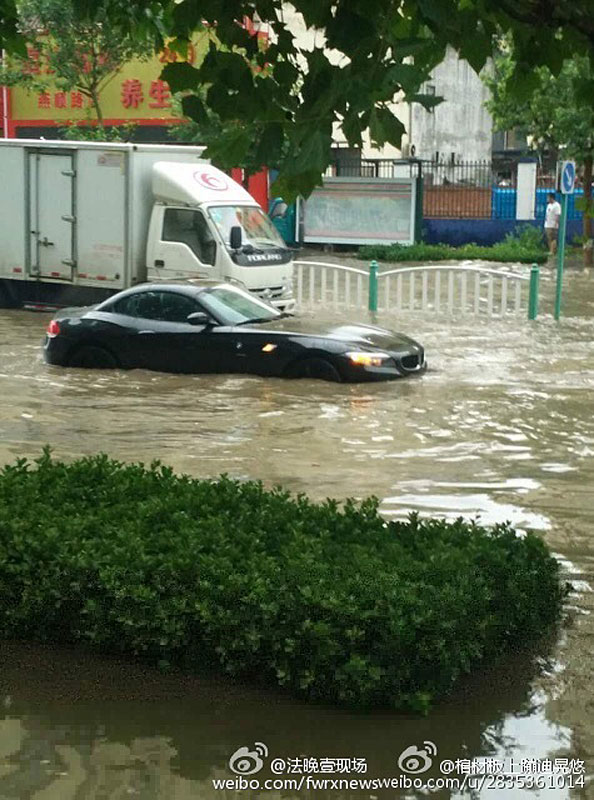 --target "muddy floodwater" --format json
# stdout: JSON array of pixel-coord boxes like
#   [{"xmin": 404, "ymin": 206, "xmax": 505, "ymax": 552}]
[{"xmin": 0, "ymin": 260, "xmax": 593, "ymax": 798}]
